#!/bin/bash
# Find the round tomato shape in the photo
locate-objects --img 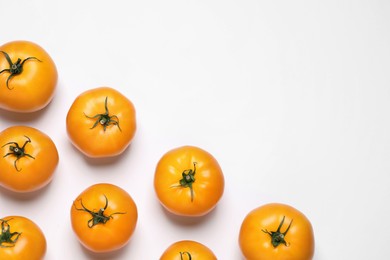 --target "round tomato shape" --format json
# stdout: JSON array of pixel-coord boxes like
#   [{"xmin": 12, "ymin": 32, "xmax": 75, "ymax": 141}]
[
  {"xmin": 66, "ymin": 87, "xmax": 136, "ymax": 158},
  {"xmin": 0, "ymin": 216, "xmax": 46, "ymax": 260},
  {"xmin": 0, "ymin": 126, "xmax": 59, "ymax": 193},
  {"xmin": 0, "ymin": 40, "xmax": 58, "ymax": 112},
  {"xmin": 160, "ymin": 240, "xmax": 217, "ymax": 260},
  {"xmin": 154, "ymin": 145, "xmax": 224, "ymax": 217},
  {"xmin": 70, "ymin": 183, "xmax": 138, "ymax": 253},
  {"xmin": 239, "ymin": 203, "xmax": 315, "ymax": 260}
]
